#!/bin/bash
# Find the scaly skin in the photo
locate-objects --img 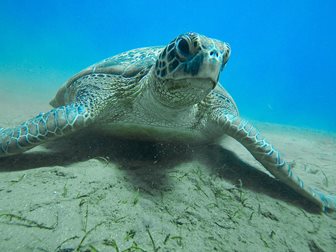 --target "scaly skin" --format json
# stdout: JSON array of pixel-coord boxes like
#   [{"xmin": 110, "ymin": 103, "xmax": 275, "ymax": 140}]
[
  {"xmin": 215, "ymin": 113, "xmax": 336, "ymax": 211},
  {"xmin": 0, "ymin": 104, "xmax": 89, "ymax": 156}
]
